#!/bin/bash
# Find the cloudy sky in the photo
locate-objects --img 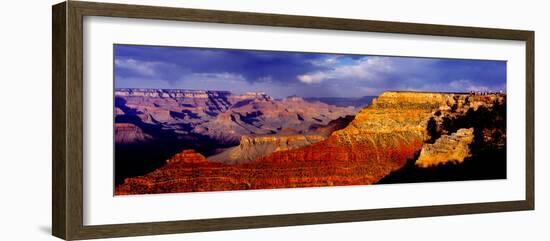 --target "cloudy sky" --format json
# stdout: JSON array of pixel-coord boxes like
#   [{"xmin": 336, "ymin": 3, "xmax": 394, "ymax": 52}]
[{"xmin": 114, "ymin": 44, "xmax": 506, "ymax": 98}]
